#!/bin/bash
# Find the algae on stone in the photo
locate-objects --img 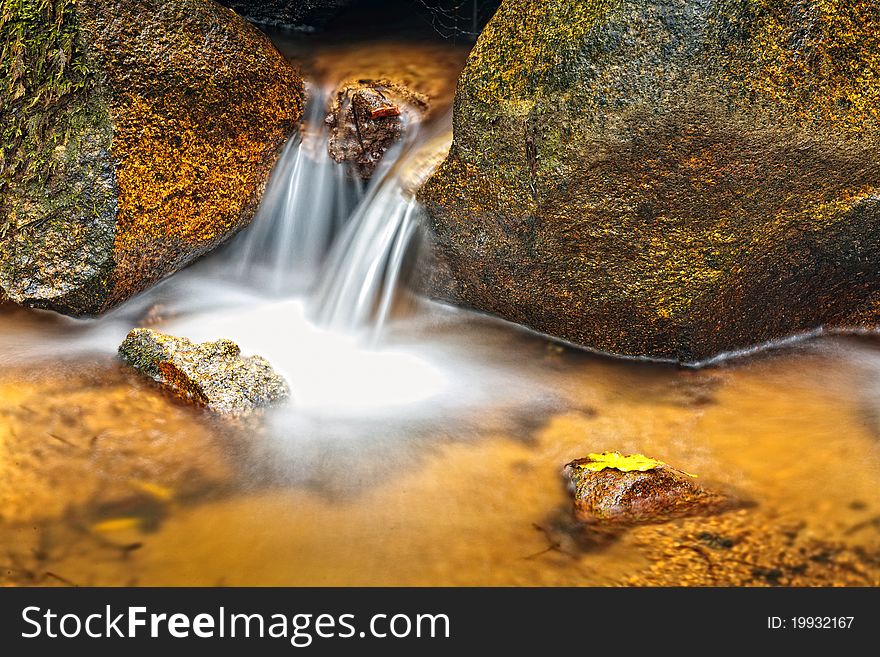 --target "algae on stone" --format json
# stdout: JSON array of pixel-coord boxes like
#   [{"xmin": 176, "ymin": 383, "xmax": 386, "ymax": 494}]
[
  {"xmin": 420, "ymin": 0, "xmax": 880, "ymax": 362},
  {"xmin": 118, "ymin": 328, "xmax": 290, "ymax": 415},
  {"xmin": 0, "ymin": 0, "xmax": 303, "ymax": 316}
]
